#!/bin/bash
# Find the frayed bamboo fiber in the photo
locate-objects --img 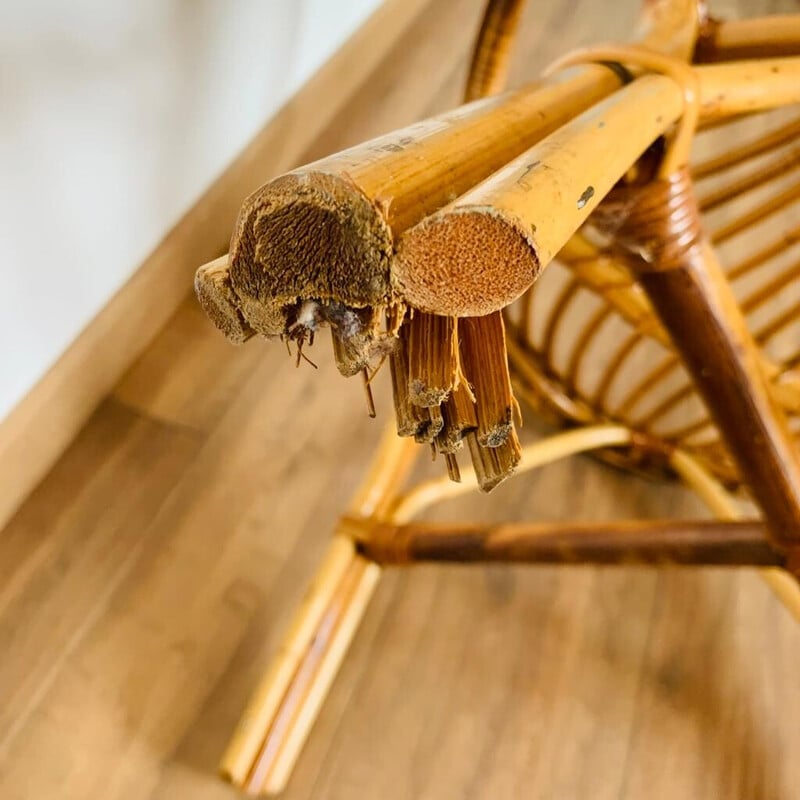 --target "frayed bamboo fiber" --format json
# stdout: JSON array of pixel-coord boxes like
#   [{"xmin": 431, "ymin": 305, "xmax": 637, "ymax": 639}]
[
  {"xmin": 389, "ymin": 321, "xmax": 430, "ymax": 439},
  {"xmin": 437, "ymin": 383, "xmax": 478, "ymax": 454},
  {"xmin": 407, "ymin": 313, "xmax": 459, "ymax": 407}
]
